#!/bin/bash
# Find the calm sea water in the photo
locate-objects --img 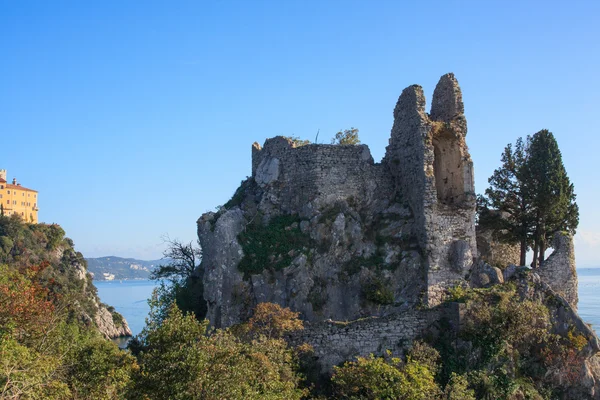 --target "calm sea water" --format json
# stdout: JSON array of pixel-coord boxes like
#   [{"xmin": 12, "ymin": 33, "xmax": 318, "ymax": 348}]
[
  {"xmin": 576, "ymin": 268, "xmax": 600, "ymax": 333},
  {"xmin": 95, "ymin": 269, "xmax": 600, "ymax": 340},
  {"xmin": 95, "ymin": 280, "xmax": 158, "ymax": 337}
]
